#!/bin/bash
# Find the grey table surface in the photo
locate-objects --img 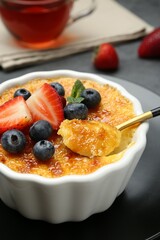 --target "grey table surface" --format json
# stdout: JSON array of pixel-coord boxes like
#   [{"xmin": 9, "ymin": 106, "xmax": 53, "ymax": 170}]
[{"xmin": 0, "ymin": 1, "xmax": 160, "ymax": 240}]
